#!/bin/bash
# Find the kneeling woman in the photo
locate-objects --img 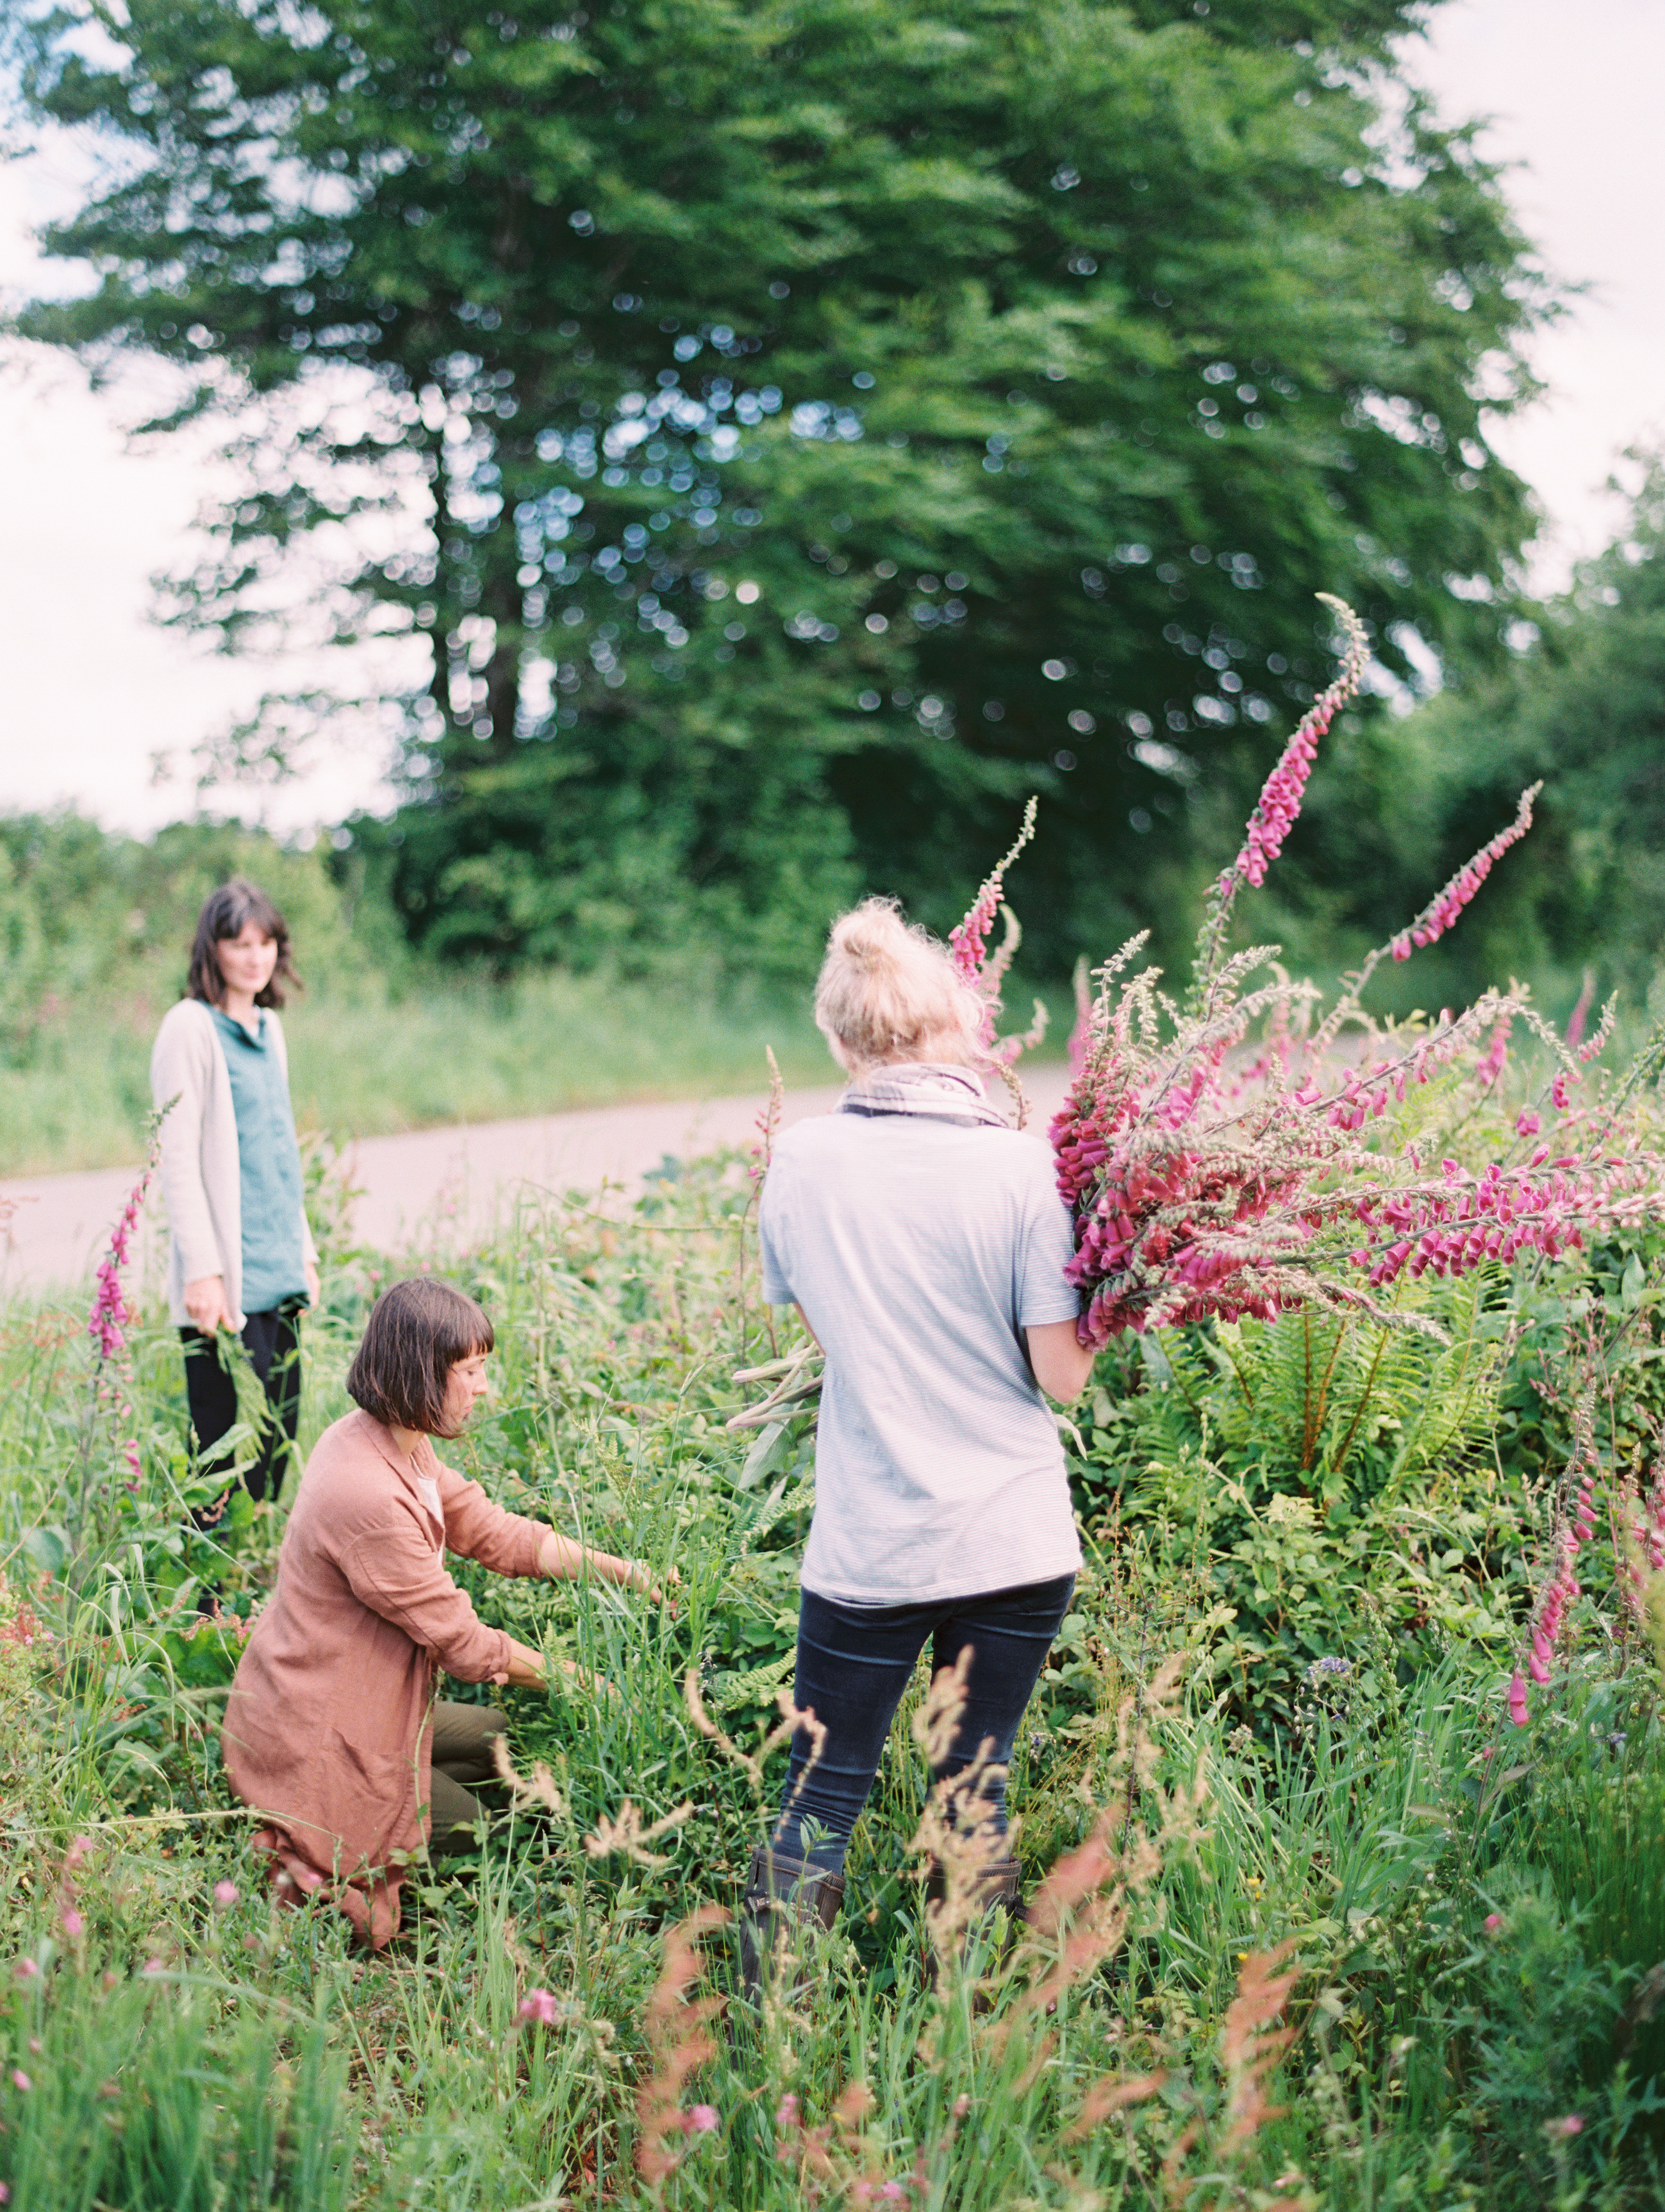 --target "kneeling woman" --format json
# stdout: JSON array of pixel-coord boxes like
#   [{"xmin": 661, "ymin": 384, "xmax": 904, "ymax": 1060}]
[
  {"xmin": 223, "ymin": 1277, "xmax": 655, "ymax": 1945},
  {"xmin": 750, "ymin": 898, "xmax": 1094, "ymax": 1979}
]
